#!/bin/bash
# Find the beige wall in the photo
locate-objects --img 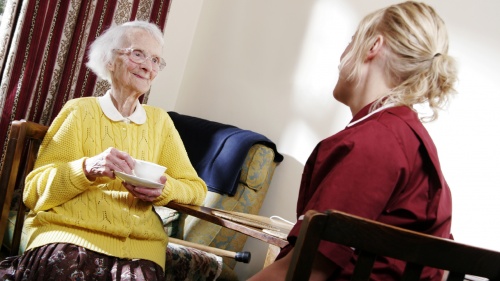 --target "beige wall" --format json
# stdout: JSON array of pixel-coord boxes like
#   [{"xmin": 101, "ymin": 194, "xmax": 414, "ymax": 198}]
[{"xmin": 149, "ymin": 0, "xmax": 500, "ymax": 279}]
